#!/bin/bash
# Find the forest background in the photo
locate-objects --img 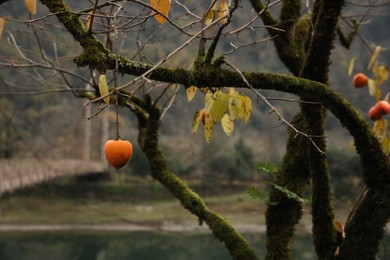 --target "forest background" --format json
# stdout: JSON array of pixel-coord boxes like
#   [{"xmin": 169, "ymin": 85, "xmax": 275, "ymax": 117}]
[{"xmin": 0, "ymin": 1, "xmax": 389, "ymax": 204}]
